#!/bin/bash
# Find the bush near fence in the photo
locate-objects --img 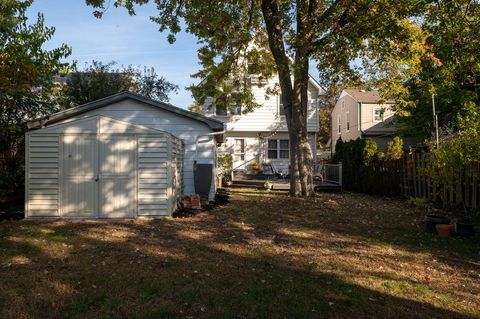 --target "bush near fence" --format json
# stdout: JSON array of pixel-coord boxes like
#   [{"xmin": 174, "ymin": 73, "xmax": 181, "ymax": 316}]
[
  {"xmin": 332, "ymin": 138, "xmax": 403, "ymax": 196},
  {"xmin": 332, "ymin": 137, "xmax": 480, "ymax": 211},
  {"xmin": 403, "ymin": 152, "xmax": 480, "ymax": 211}
]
